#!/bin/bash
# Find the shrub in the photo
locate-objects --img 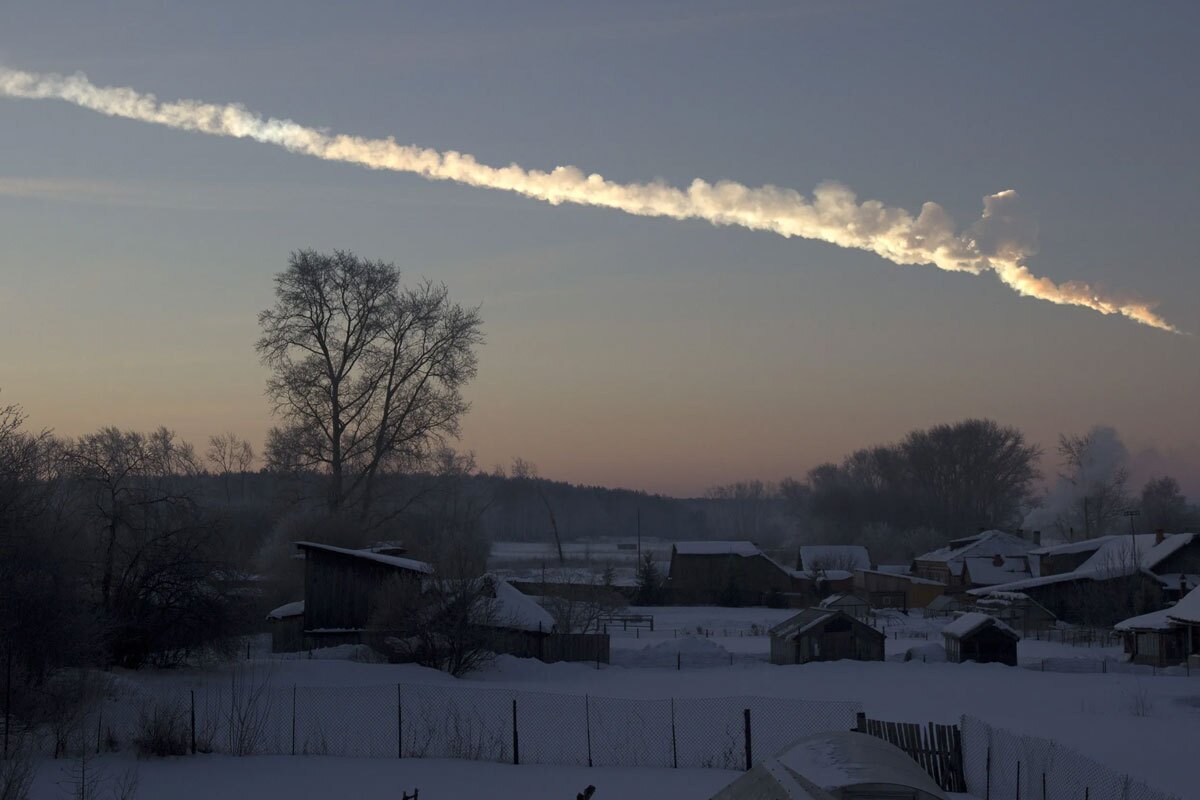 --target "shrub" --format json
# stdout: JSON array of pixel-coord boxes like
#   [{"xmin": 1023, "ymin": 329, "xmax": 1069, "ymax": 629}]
[{"xmin": 133, "ymin": 700, "xmax": 190, "ymax": 757}]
